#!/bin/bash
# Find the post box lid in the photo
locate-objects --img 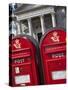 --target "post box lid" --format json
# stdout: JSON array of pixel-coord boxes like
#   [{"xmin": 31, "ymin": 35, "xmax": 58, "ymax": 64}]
[
  {"xmin": 9, "ymin": 34, "xmax": 41, "ymax": 62},
  {"xmin": 9, "ymin": 34, "xmax": 39, "ymax": 52},
  {"xmin": 40, "ymin": 27, "xmax": 66, "ymax": 46}
]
